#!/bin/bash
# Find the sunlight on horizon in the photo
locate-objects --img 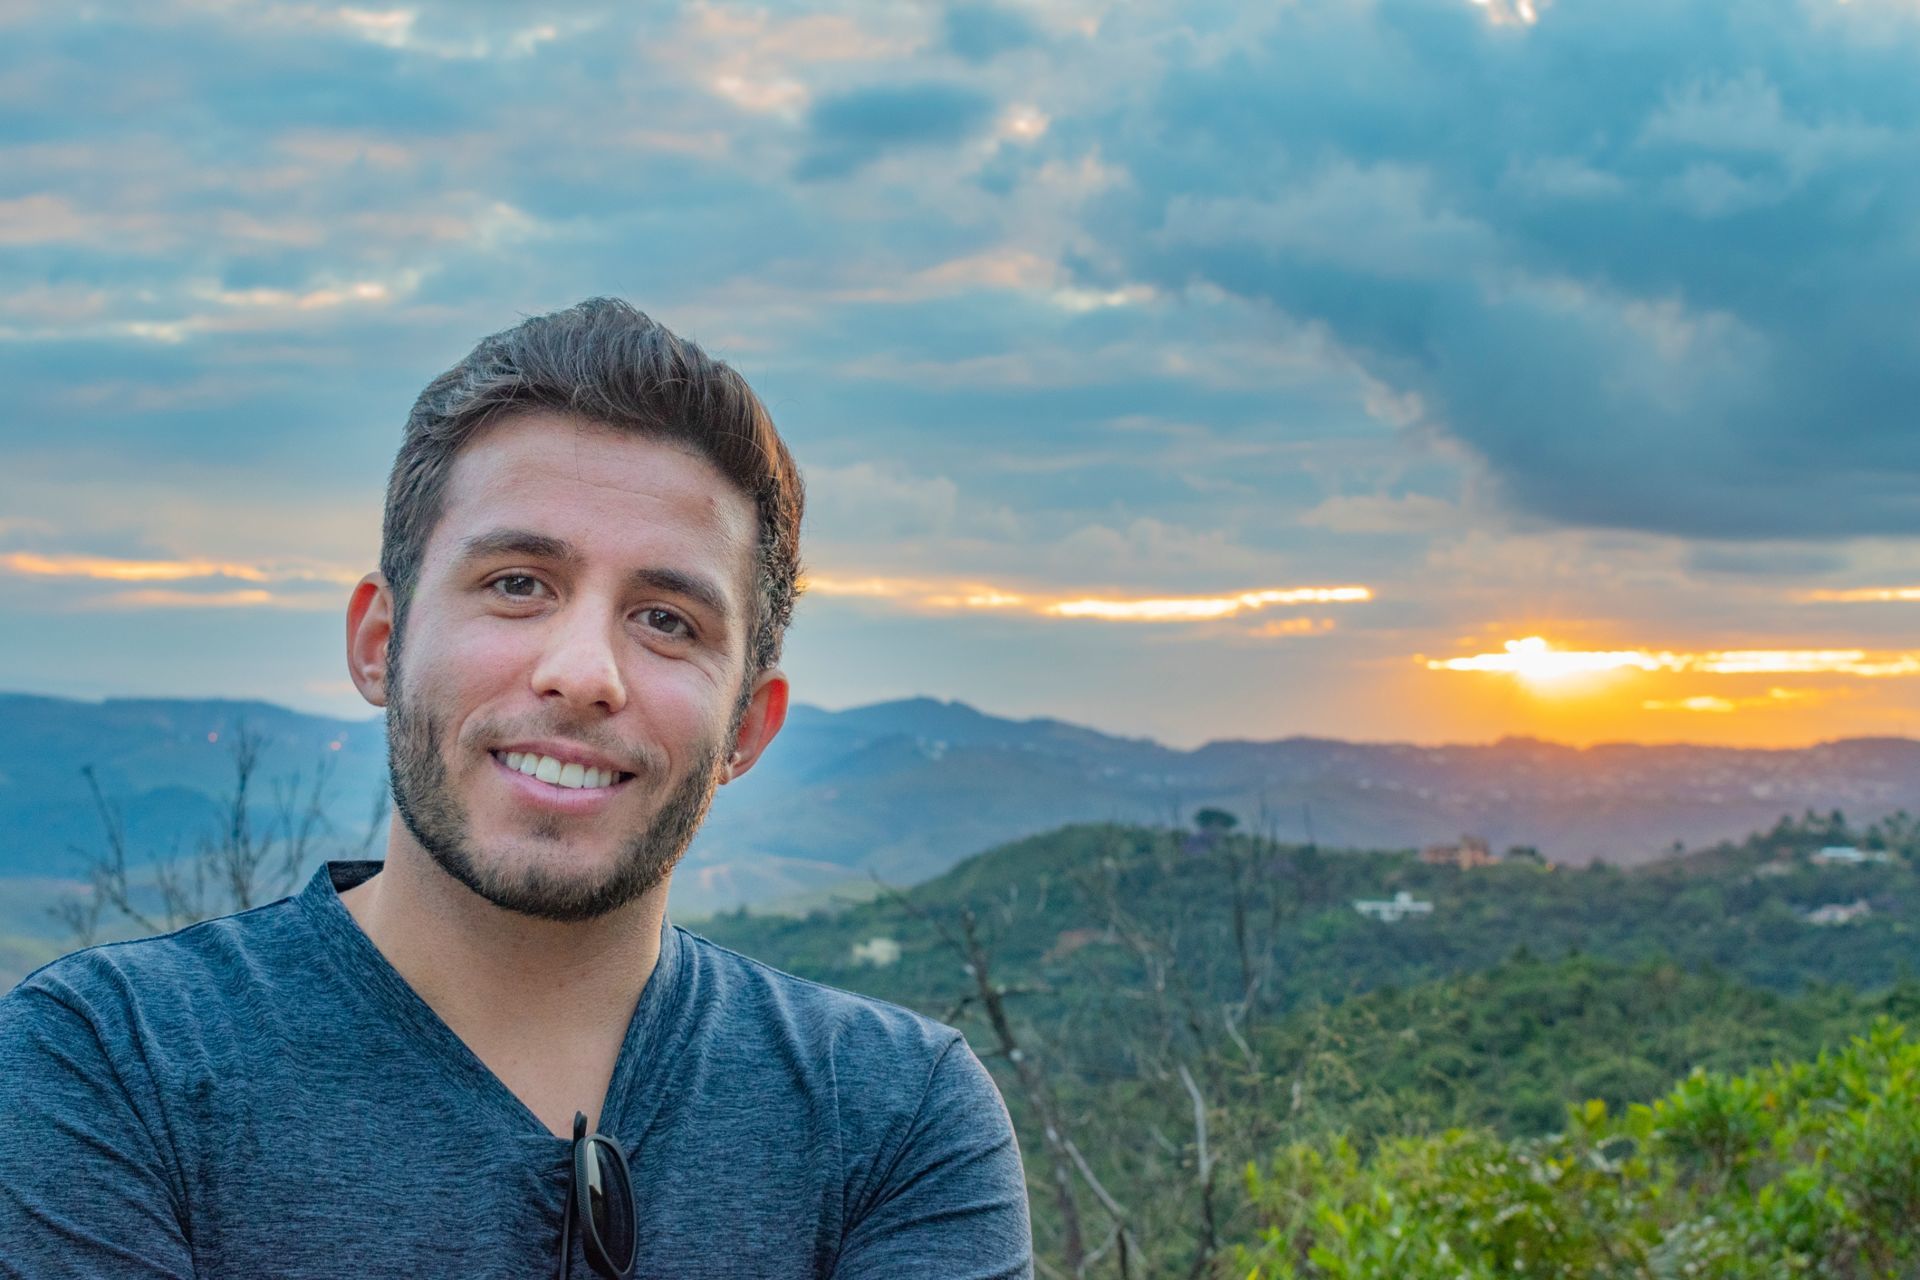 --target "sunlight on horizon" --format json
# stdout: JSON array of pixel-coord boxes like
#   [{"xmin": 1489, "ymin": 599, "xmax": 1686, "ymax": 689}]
[{"xmin": 1427, "ymin": 636, "xmax": 1920, "ymax": 688}]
